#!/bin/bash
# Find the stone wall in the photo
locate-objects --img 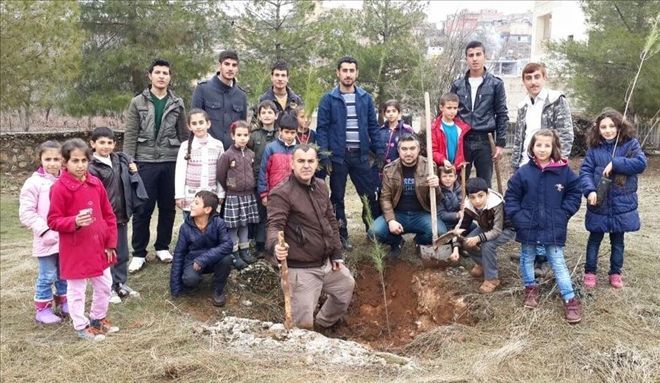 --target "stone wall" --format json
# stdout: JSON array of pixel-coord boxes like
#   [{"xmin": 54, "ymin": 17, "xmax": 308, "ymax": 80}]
[{"xmin": 0, "ymin": 131, "xmax": 125, "ymax": 174}]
